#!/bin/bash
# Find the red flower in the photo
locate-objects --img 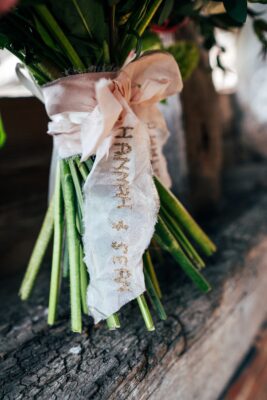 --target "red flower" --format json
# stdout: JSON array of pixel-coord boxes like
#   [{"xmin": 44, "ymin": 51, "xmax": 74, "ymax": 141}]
[
  {"xmin": 0, "ymin": 0, "xmax": 18, "ymax": 14},
  {"xmin": 151, "ymin": 18, "xmax": 190, "ymax": 34}
]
